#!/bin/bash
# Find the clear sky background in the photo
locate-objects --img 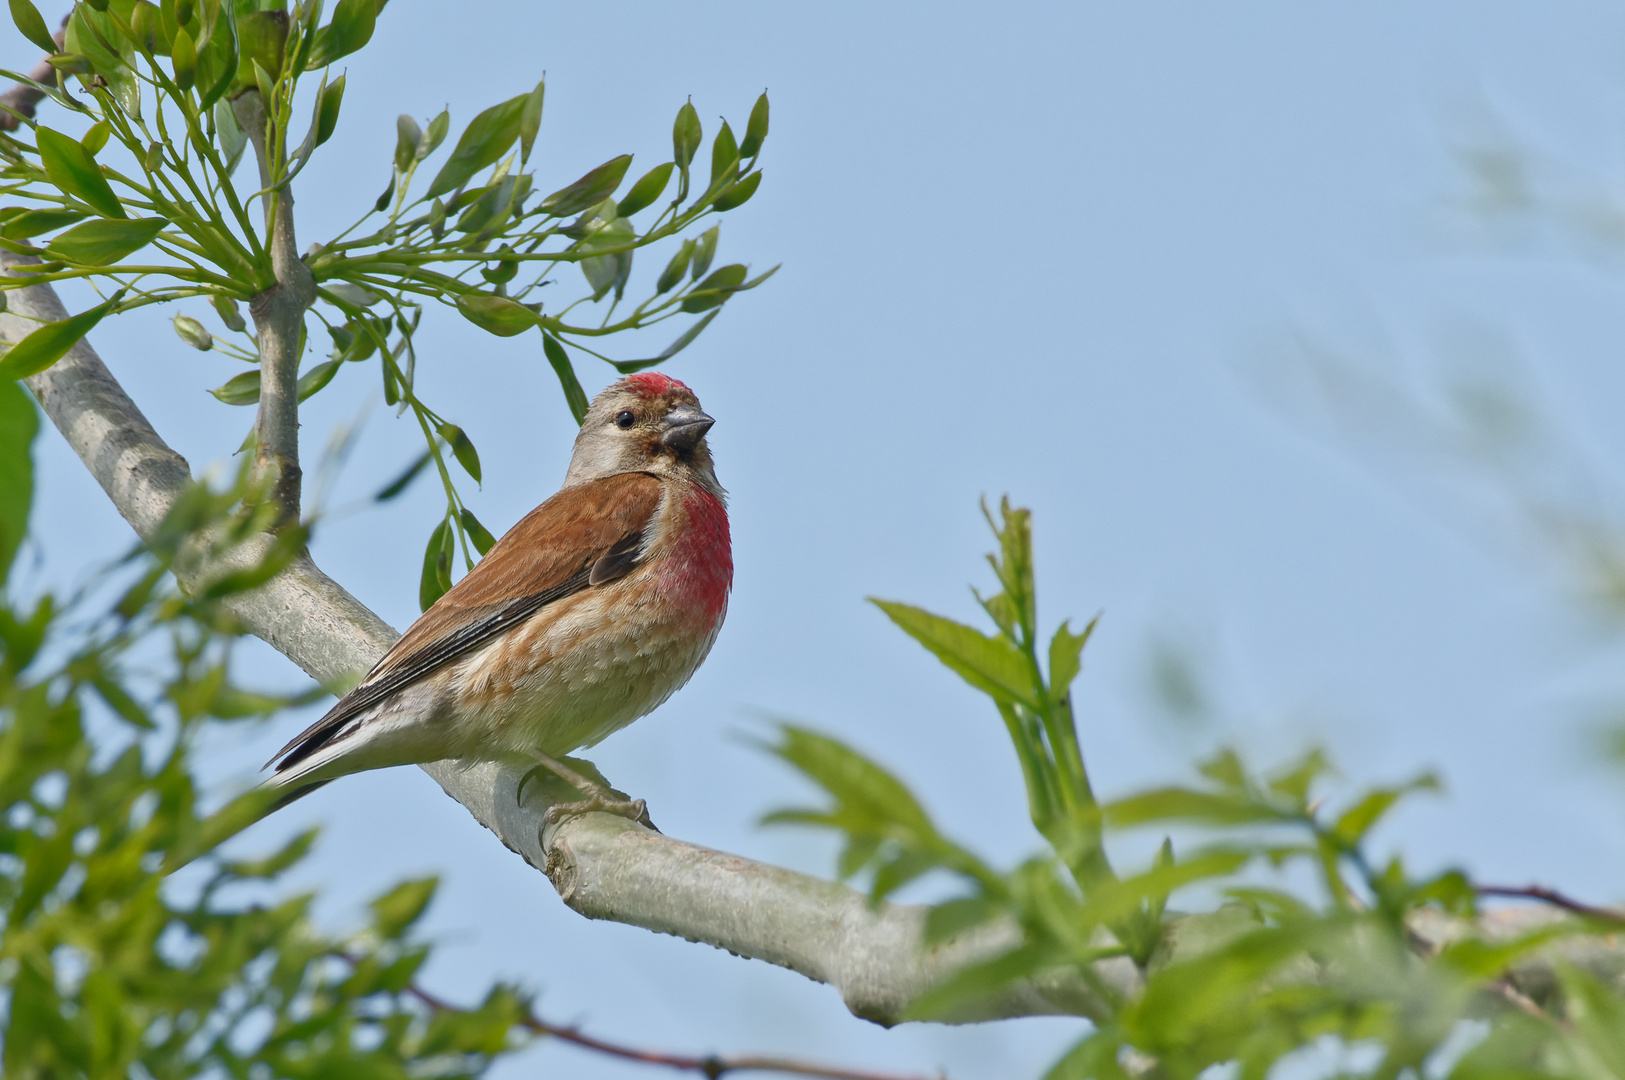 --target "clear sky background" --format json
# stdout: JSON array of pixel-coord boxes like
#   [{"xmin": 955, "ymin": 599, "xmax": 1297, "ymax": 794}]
[{"xmin": 19, "ymin": 3, "xmax": 1625, "ymax": 1077}]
